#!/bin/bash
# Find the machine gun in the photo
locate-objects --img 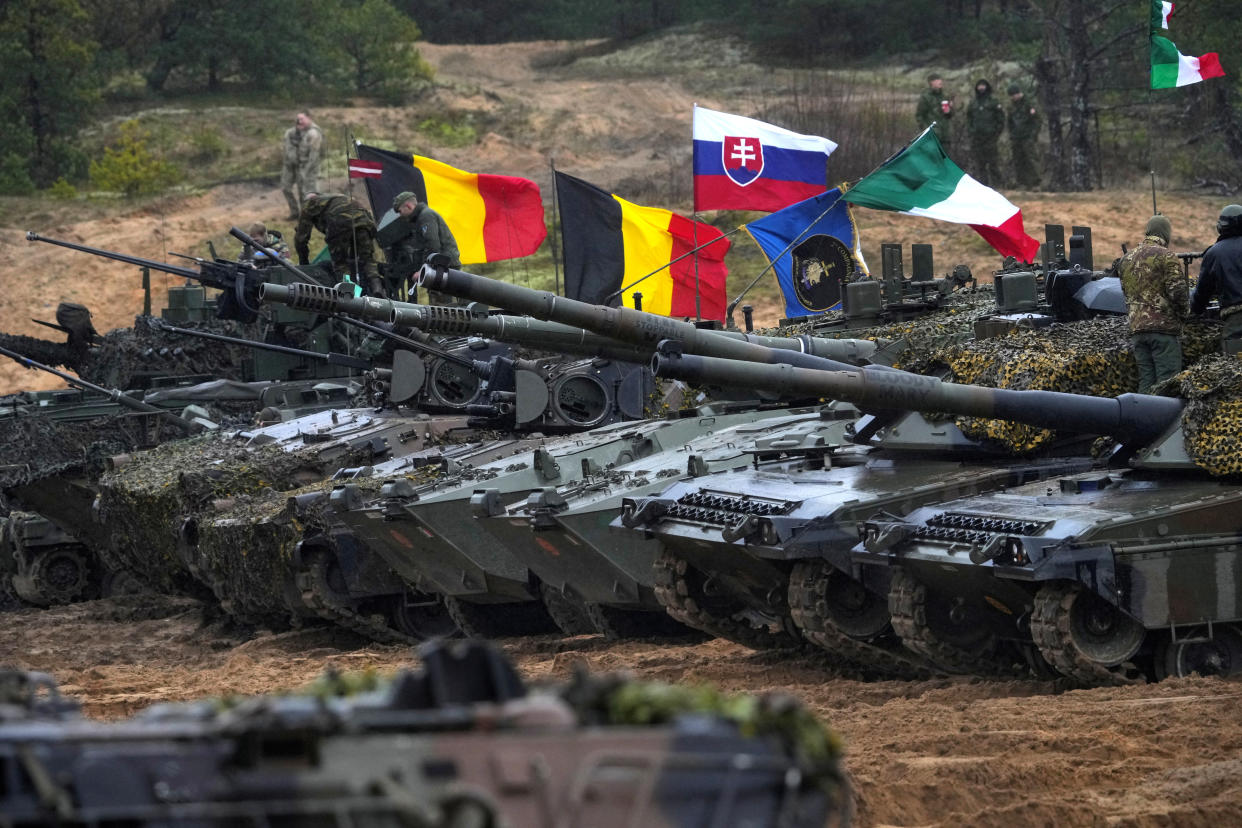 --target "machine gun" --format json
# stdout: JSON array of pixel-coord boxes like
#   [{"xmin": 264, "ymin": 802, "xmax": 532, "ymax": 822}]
[
  {"xmin": 0, "ymin": 641, "xmax": 848, "ymax": 827},
  {"xmin": 1176, "ymin": 250, "xmax": 1205, "ymax": 279},
  {"xmin": 25, "ymin": 229, "xmax": 328, "ymax": 324}
]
